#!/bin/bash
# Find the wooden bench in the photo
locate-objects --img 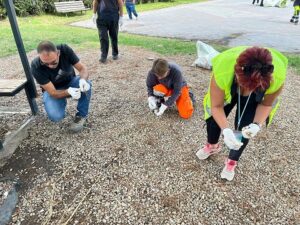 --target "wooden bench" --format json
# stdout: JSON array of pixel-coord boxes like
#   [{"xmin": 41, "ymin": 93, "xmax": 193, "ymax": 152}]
[
  {"xmin": 0, "ymin": 79, "xmax": 27, "ymax": 97},
  {"xmin": 54, "ymin": 1, "xmax": 90, "ymax": 14}
]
